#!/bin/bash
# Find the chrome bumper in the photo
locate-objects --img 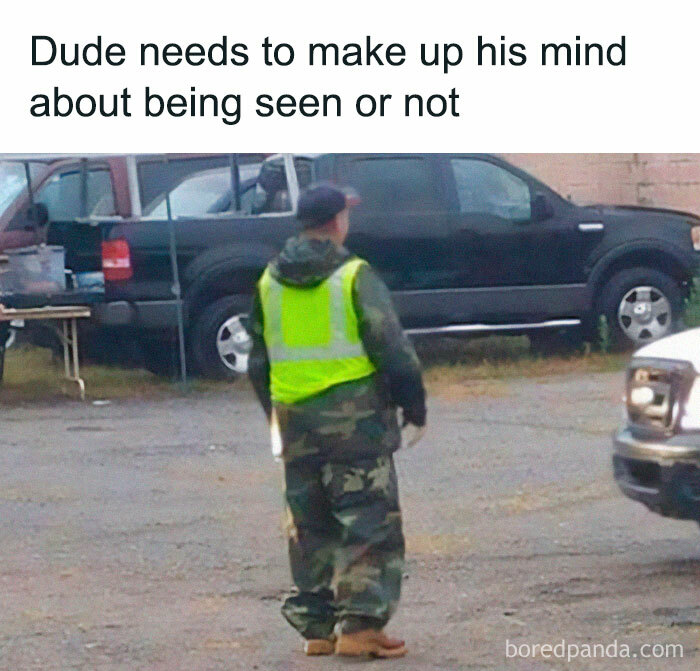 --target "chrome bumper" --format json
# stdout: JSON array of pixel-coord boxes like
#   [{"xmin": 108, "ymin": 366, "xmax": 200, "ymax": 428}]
[
  {"xmin": 614, "ymin": 428, "xmax": 700, "ymax": 465},
  {"xmin": 613, "ymin": 427, "xmax": 700, "ymax": 520}
]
